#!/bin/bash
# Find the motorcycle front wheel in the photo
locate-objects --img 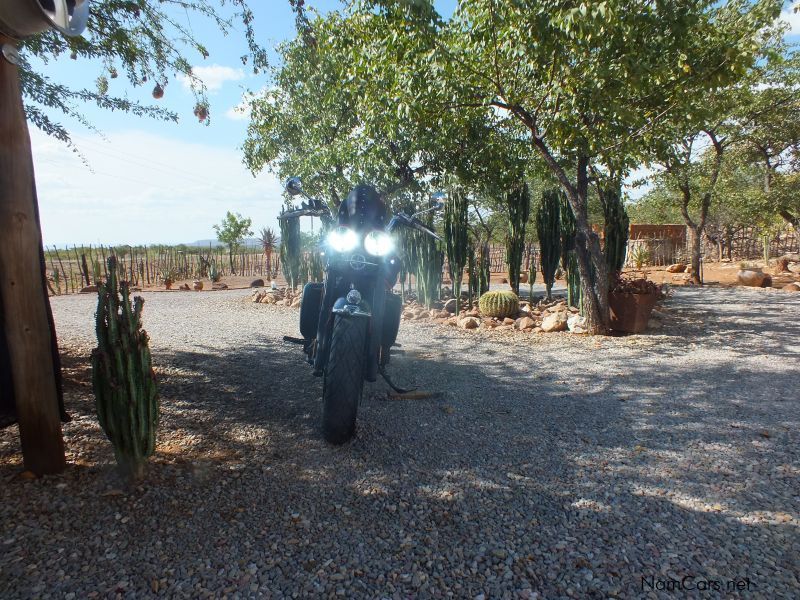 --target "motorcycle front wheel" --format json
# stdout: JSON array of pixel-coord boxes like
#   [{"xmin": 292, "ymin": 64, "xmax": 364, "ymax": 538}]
[{"xmin": 322, "ymin": 315, "xmax": 367, "ymax": 444}]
